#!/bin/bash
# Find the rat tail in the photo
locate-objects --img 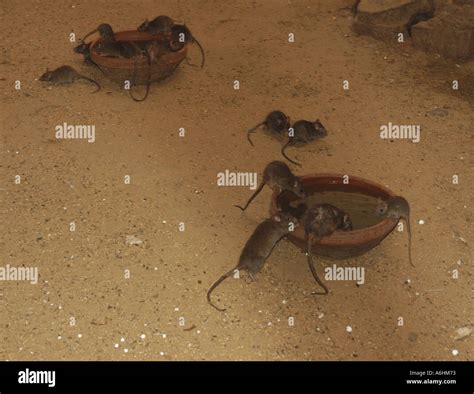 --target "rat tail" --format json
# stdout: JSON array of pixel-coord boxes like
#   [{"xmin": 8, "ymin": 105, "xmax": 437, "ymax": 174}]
[
  {"xmin": 129, "ymin": 55, "xmax": 151, "ymax": 102},
  {"xmin": 406, "ymin": 218, "xmax": 414, "ymax": 267},
  {"xmin": 193, "ymin": 37, "xmax": 205, "ymax": 68},
  {"xmin": 233, "ymin": 181, "xmax": 265, "ymax": 211},
  {"xmin": 129, "ymin": 83, "xmax": 150, "ymax": 102},
  {"xmin": 306, "ymin": 235, "xmax": 328, "ymax": 295},
  {"xmin": 281, "ymin": 140, "xmax": 301, "ymax": 167},
  {"xmin": 247, "ymin": 122, "xmax": 264, "ymax": 146},
  {"xmin": 82, "ymin": 77, "xmax": 101, "ymax": 93},
  {"xmin": 81, "ymin": 28, "xmax": 99, "ymax": 43},
  {"xmin": 207, "ymin": 268, "xmax": 238, "ymax": 312}
]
